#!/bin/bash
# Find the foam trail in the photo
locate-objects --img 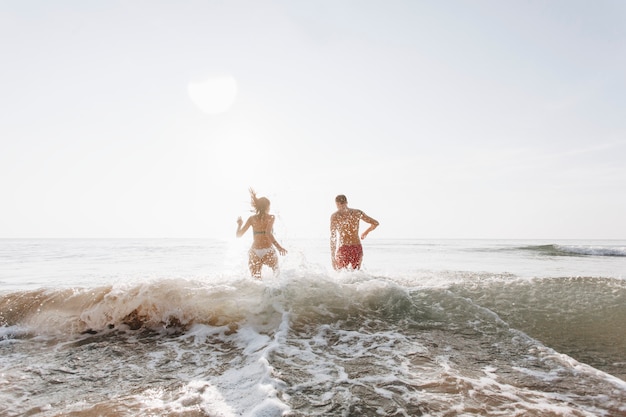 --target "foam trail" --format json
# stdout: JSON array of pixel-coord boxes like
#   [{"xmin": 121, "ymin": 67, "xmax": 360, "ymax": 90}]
[{"xmin": 2, "ymin": 238, "xmax": 626, "ymax": 416}]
